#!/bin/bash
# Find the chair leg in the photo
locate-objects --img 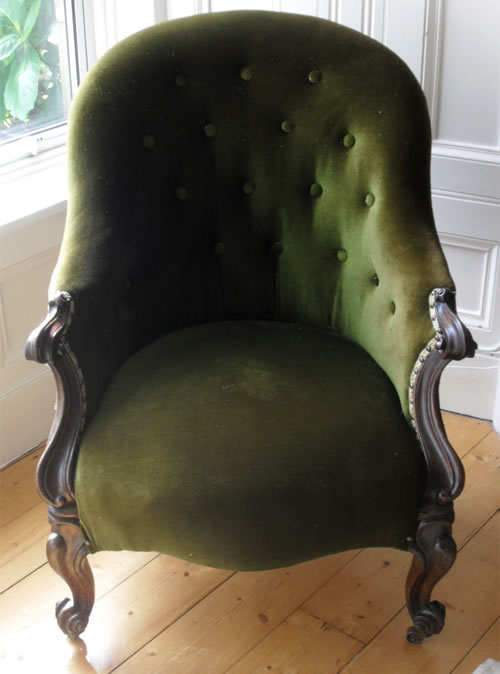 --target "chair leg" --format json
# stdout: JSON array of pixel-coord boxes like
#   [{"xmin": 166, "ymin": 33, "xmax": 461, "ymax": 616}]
[
  {"xmin": 46, "ymin": 520, "xmax": 95, "ymax": 639},
  {"xmin": 405, "ymin": 504, "xmax": 456, "ymax": 644}
]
